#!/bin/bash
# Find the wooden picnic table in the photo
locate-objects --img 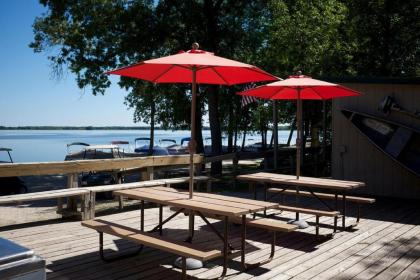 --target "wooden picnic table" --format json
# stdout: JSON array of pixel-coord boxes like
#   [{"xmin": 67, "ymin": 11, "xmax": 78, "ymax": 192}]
[
  {"xmin": 236, "ymin": 172, "xmax": 366, "ymax": 229},
  {"xmin": 114, "ymin": 186, "xmax": 283, "ymax": 277}
]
